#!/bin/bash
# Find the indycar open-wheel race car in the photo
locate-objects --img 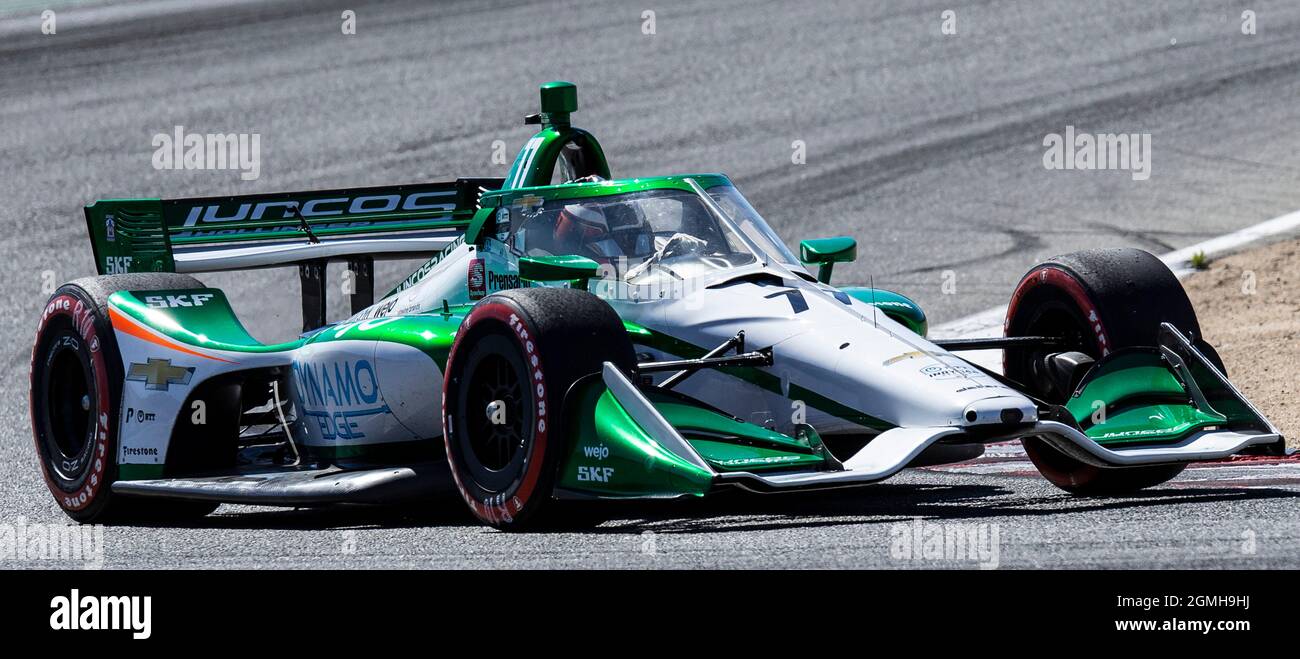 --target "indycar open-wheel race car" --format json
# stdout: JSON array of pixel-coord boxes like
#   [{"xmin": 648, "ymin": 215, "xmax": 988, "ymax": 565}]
[{"xmin": 30, "ymin": 82, "xmax": 1286, "ymax": 529}]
